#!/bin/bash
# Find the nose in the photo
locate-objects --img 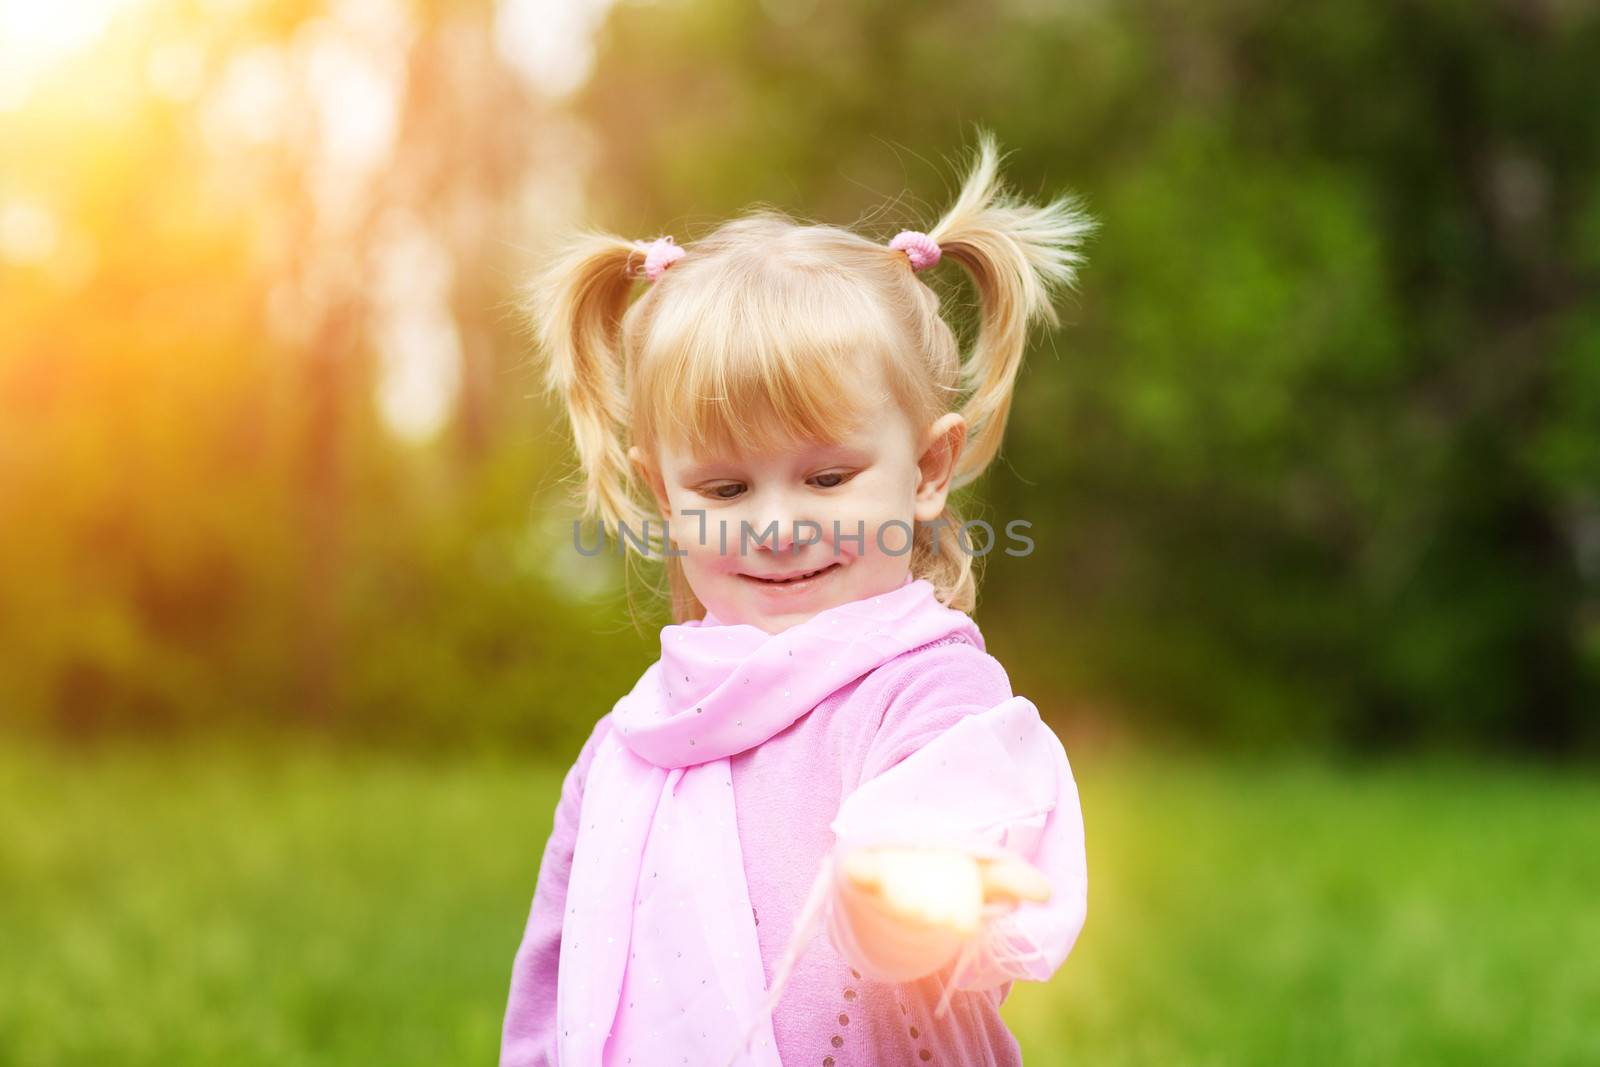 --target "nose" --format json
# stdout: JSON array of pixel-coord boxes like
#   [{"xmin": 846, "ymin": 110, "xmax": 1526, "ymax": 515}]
[{"xmin": 745, "ymin": 488, "xmax": 817, "ymax": 557}]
